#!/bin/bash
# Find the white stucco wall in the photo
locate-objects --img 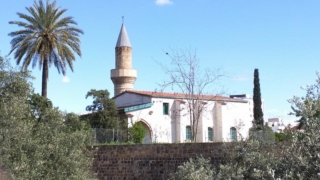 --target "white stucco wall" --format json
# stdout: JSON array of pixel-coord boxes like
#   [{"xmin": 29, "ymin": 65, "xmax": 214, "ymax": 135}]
[
  {"xmin": 196, "ymin": 102, "xmax": 214, "ymax": 142},
  {"xmin": 114, "ymin": 93, "xmax": 261, "ymax": 143},
  {"xmin": 124, "ymin": 97, "xmax": 175, "ymax": 143},
  {"xmin": 221, "ymin": 99, "xmax": 253, "ymax": 141},
  {"xmin": 115, "ymin": 93, "xmax": 151, "ymax": 107}
]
